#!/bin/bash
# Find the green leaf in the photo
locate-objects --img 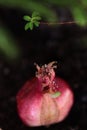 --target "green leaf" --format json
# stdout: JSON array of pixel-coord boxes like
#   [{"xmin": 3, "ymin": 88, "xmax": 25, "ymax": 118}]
[
  {"xmin": 0, "ymin": 26, "xmax": 20, "ymax": 60},
  {"xmin": 33, "ymin": 16, "xmax": 41, "ymax": 21},
  {"xmin": 24, "ymin": 12, "xmax": 41, "ymax": 30},
  {"xmin": 24, "ymin": 22, "xmax": 34, "ymax": 30},
  {"xmin": 82, "ymin": 0, "xmax": 87, "ymax": 5},
  {"xmin": 32, "ymin": 11, "xmax": 40, "ymax": 17},
  {"xmin": 23, "ymin": 15, "xmax": 31, "ymax": 21},
  {"xmin": 34, "ymin": 21, "xmax": 40, "ymax": 27},
  {"xmin": 71, "ymin": 6, "xmax": 87, "ymax": 26},
  {"xmin": 50, "ymin": 92, "xmax": 61, "ymax": 98},
  {"xmin": 29, "ymin": 22, "xmax": 33, "ymax": 30},
  {"xmin": 24, "ymin": 23, "xmax": 30, "ymax": 30}
]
